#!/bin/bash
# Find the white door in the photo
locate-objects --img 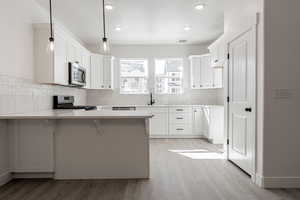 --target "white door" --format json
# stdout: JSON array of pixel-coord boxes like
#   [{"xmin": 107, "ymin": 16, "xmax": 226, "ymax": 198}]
[{"xmin": 228, "ymin": 28, "xmax": 256, "ymax": 175}]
